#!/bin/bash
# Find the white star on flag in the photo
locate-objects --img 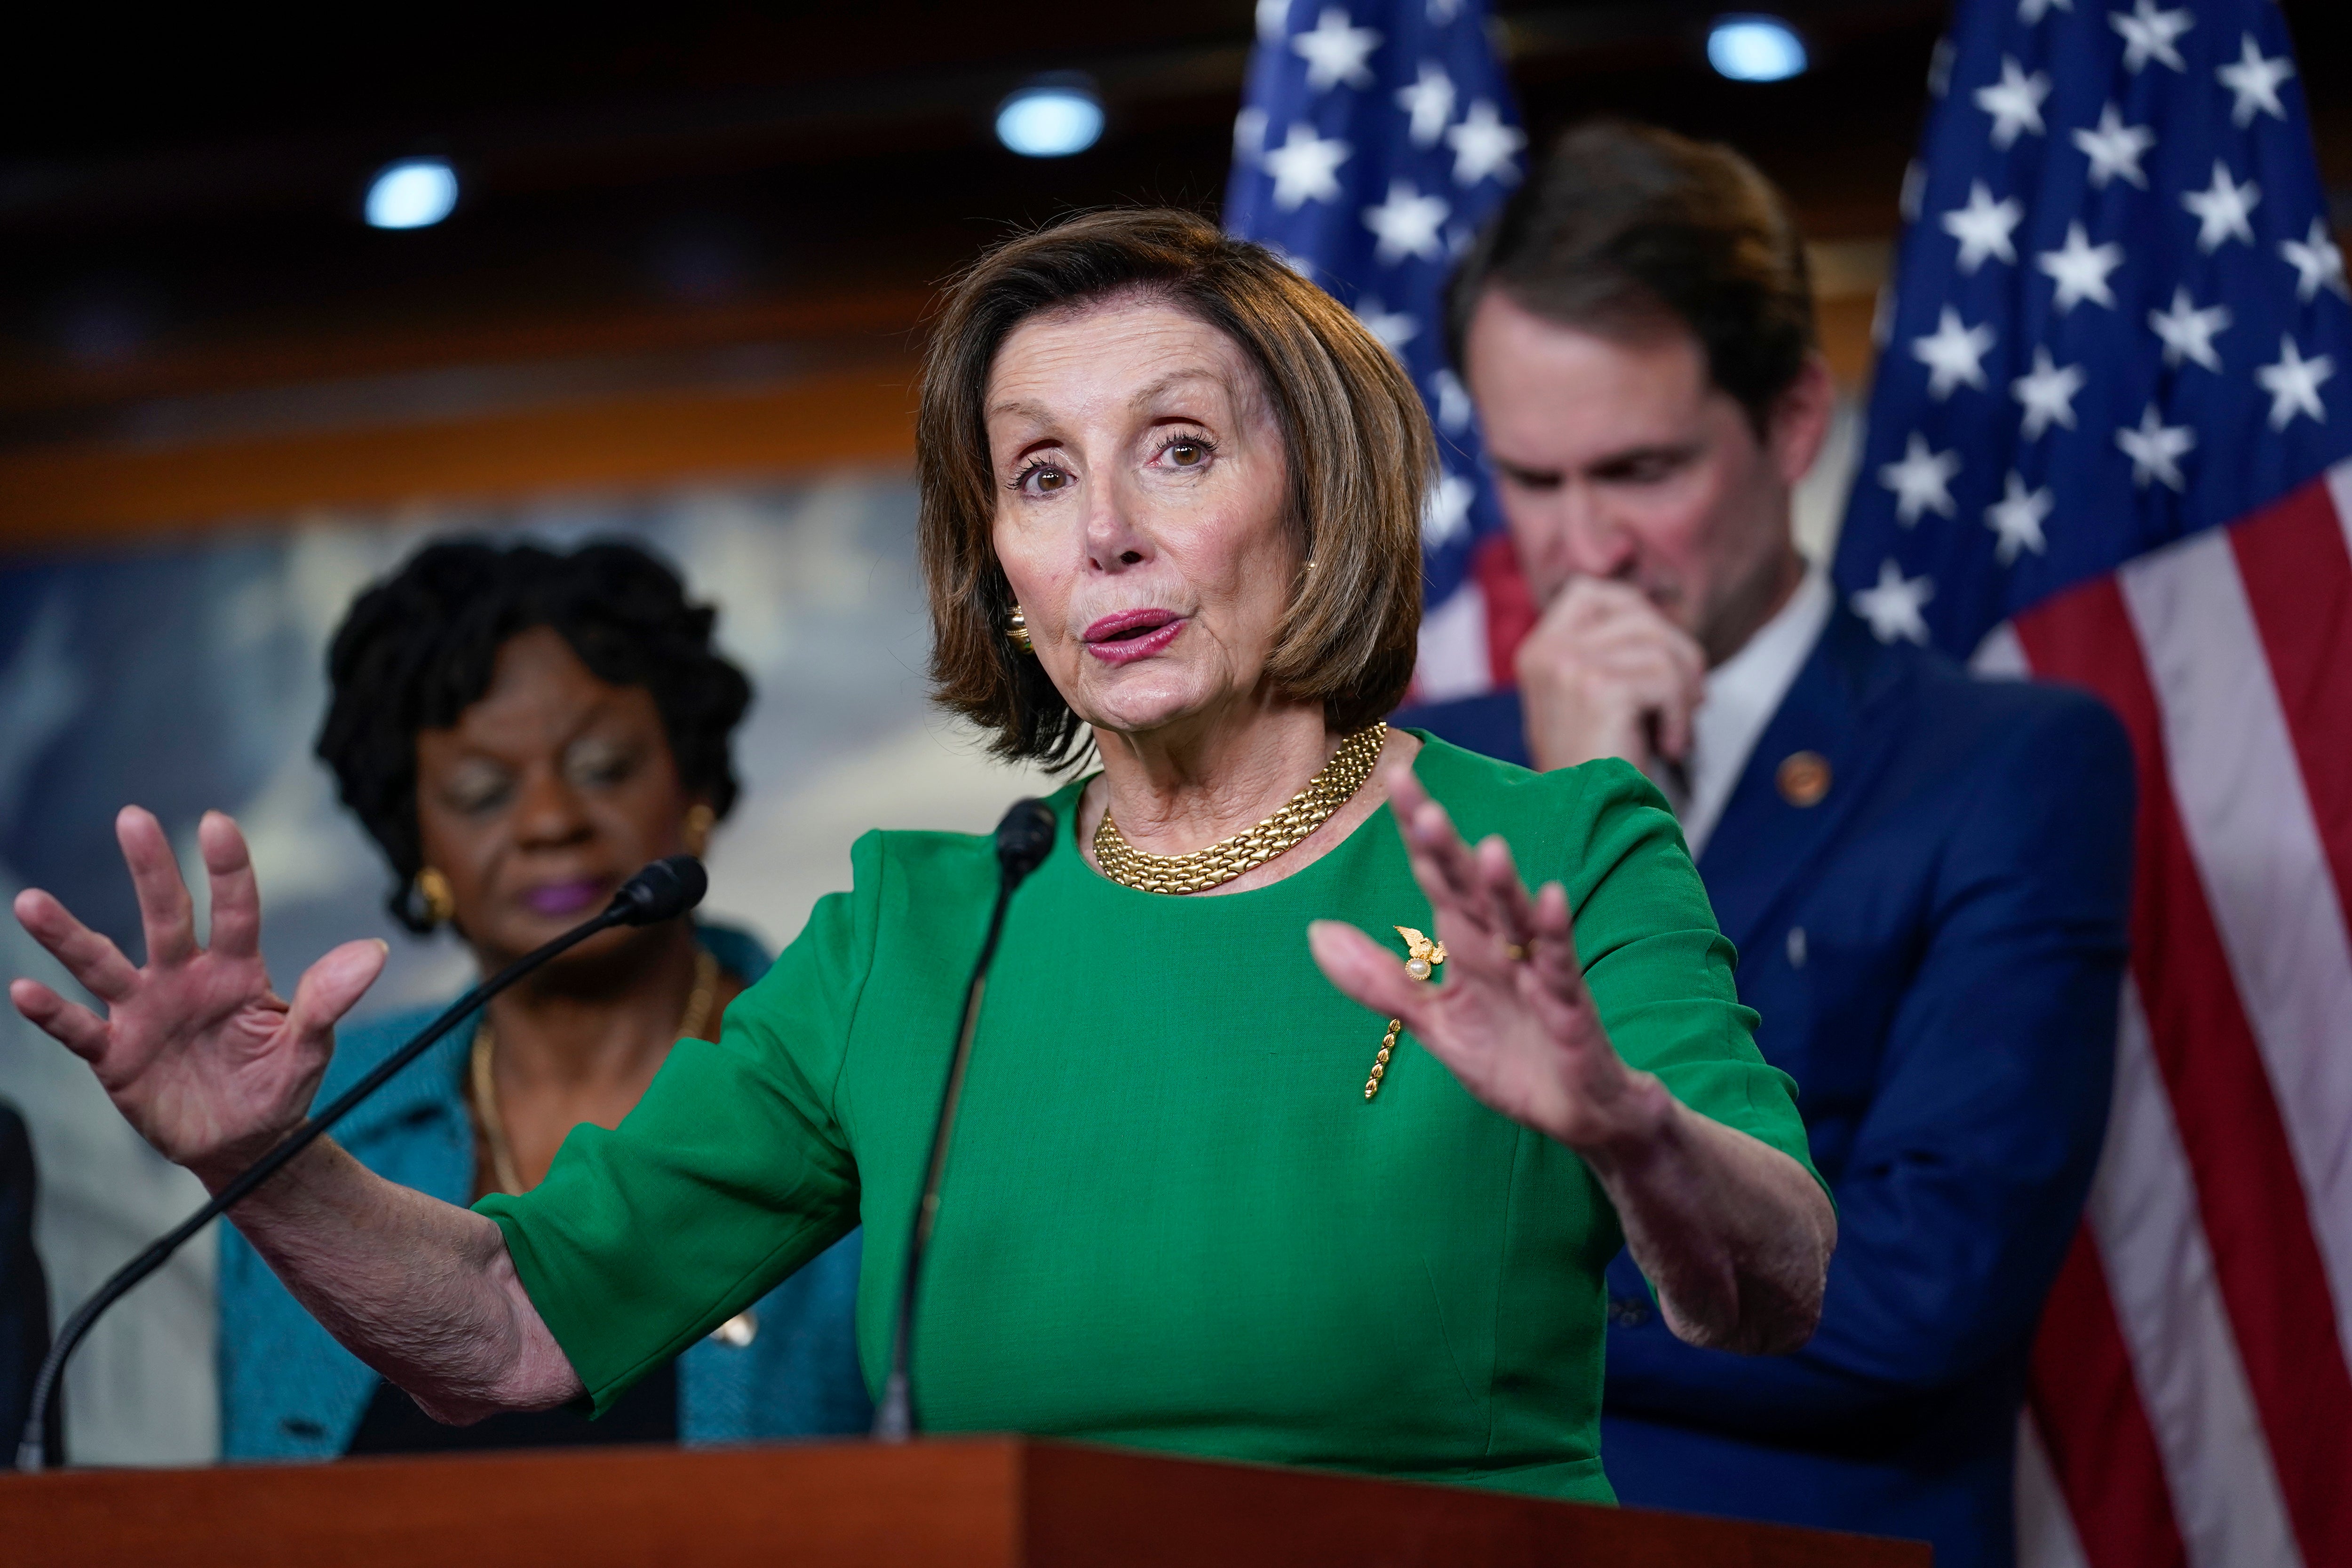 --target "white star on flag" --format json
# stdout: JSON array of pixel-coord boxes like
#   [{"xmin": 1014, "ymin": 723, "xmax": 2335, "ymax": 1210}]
[
  {"xmin": 1426, "ymin": 0, "xmax": 1462, "ymax": 20},
  {"xmin": 1880, "ymin": 431, "xmax": 1963, "ymax": 524},
  {"xmin": 1913, "ymin": 307, "xmax": 1997, "ymax": 399},
  {"xmin": 1354, "ymin": 298, "xmax": 1418, "ymax": 355},
  {"xmin": 2217, "ymin": 32, "xmax": 2295, "ymax": 127},
  {"xmin": 1986, "ymin": 472, "xmax": 2055, "ymax": 564},
  {"xmin": 2280, "ymin": 218, "xmax": 2348, "ymax": 303},
  {"xmin": 1292, "ymin": 7, "xmax": 1382, "ymax": 92},
  {"xmin": 1431, "ymin": 368, "xmax": 1473, "ymax": 433},
  {"xmin": 2073, "ymin": 105, "xmax": 2155, "ymax": 190},
  {"xmin": 1256, "ymin": 0, "xmax": 1295, "ymax": 43},
  {"xmin": 1929, "ymin": 38, "xmax": 1955, "ymax": 99},
  {"xmin": 2037, "ymin": 222, "xmax": 2125, "ymax": 313},
  {"xmin": 2255, "ymin": 336, "xmax": 2334, "ymax": 430},
  {"xmin": 2012, "ymin": 347, "xmax": 2087, "ymax": 438},
  {"xmin": 1233, "ymin": 107, "xmax": 1268, "ymax": 165},
  {"xmin": 1852, "ymin": 559, "xmax": 1935, "ymax": 644},
  {"xmin": 1421, "ymin": 471, "xmax": 1475, "ymax": 548},
  {"xmin": 1362, "ymin": 179, "xmax": 1450, "ymax": 265},
  {"xmin": 2182, "ymin": 161, "xmax": 2261, "ymax": 254},
  {"xmin": 1942, "ymin": 180, "xmax": 2024, "ymax": 273},
  {"xmin": 2111, "ymin": 0, "xmax": 2193, "ymax": 74},
  {"xmin": 2148, "ymin": 286, "xmax": 2232, "ymax": 371},
  {"xmin": 2018, "ymin": 0, "xmax": 2072, "ymax": 23},
  {"xmin": 1975, "ymin": 56, "xmax": 2051, "ymax": 150},
  {"xmin": 1263, "ymin": 124, "xmax": 1352, "ymax": 209},
  {"xmin": 2116, "ymin": 404, "xmax": 2196, "ymax": 490},
  {"xmin": 1444, "ymin": 100, "xmax": 1526, "ymax": 187},
  {"xmin": 1396, "ymin": 62, "xmax": 1456, "ymax": 148}
]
